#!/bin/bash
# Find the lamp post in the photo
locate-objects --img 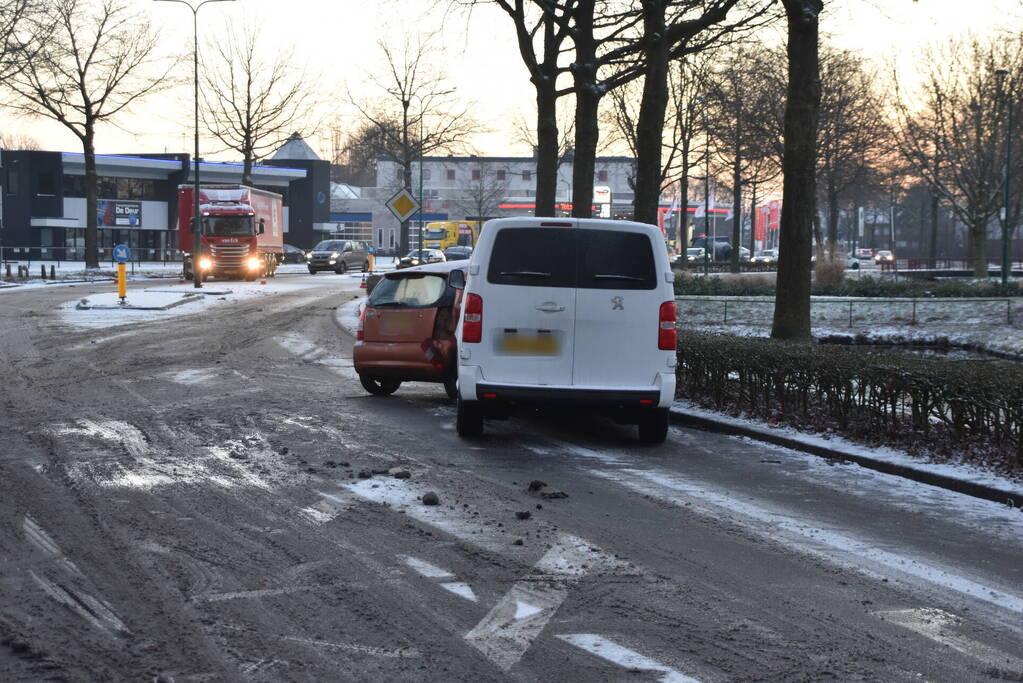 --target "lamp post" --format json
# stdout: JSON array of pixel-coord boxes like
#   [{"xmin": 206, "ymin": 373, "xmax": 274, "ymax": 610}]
[
  {"xmin": 997, "ymin": 68, "xmax": 1014, "ymax": 284},
  {"xmin": 154, "ymin": 0, "xmax": 234, "ymax": 289}
]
